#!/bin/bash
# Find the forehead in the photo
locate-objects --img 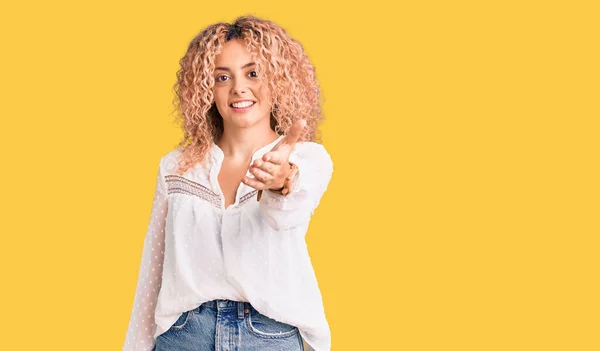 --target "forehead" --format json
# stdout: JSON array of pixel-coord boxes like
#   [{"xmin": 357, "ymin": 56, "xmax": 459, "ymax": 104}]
[{"xmin": 214, "ymin": 39, "xmax": 257, "ymax": 66}]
